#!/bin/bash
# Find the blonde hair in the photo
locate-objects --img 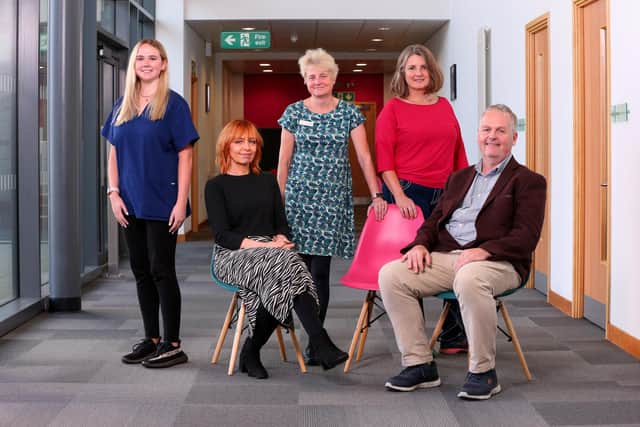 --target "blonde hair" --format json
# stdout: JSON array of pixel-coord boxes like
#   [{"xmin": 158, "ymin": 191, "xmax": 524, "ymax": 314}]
[
  {"xmin": 115, "ymin": 39, "xmax": 170, "ymax": 125},
  {"xmin": 298, "ymin": 48, "xmax": 339, "ymax": 81},
  {"xmin": 216, "ymin": 120, "xmax": 263, "ymax": 175},
  {"xmin": 390, "ymin": 44, "xmax": 443, "ymax": 98}
]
